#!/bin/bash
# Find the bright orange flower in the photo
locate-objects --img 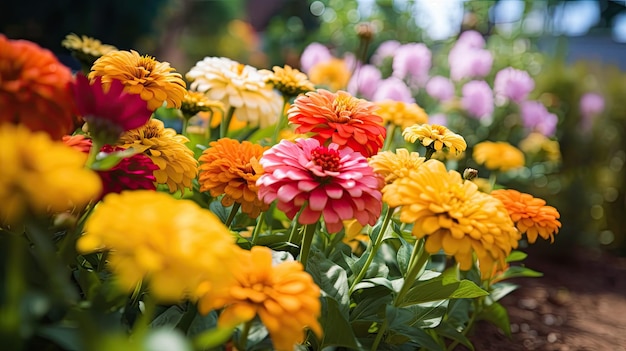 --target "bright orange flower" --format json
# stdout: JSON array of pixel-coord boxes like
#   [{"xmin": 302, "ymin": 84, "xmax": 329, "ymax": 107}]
[
  {"xmin": 0, "ymin": 35, "xmax": 75, "ymax": 139},
  {"xmin": 62, "ymin": 134, "xmax": 92, "ymax": 153},
  {"xmin": 491, "ymin": 189, "xmax": 561, "ymax": 244},
  {"xmin": 198, "ymin": 138, "xmax": 269, "ymax": 218},
  {"xmin": 288, "ymin": 89, "xmax": 386, "ymax": 157}
]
